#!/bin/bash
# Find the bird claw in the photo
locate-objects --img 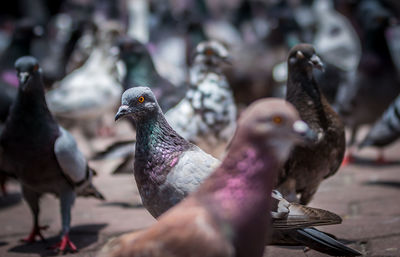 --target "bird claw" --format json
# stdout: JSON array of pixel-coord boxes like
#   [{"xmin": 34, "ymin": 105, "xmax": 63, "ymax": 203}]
[
  {"xmin": 375, "ymin": 152, "xmax": 386, "ymax": 164},
  {"xmin": 49, "ymin": 234, "xmax": 77, "ymax": 253},
  {"xmin": 0, "ymin": 183, "xmax": 6, "ymax": 196},
  {"xmin": 21, "ymin": 225, "xmax": 49, "ymax": 243}
]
